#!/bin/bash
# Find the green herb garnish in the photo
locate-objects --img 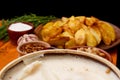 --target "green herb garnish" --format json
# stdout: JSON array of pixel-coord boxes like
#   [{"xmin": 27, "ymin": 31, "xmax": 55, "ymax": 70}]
[{"xmin": 0, "ymin": 13, "xmax": 57, "ymax": 42}]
